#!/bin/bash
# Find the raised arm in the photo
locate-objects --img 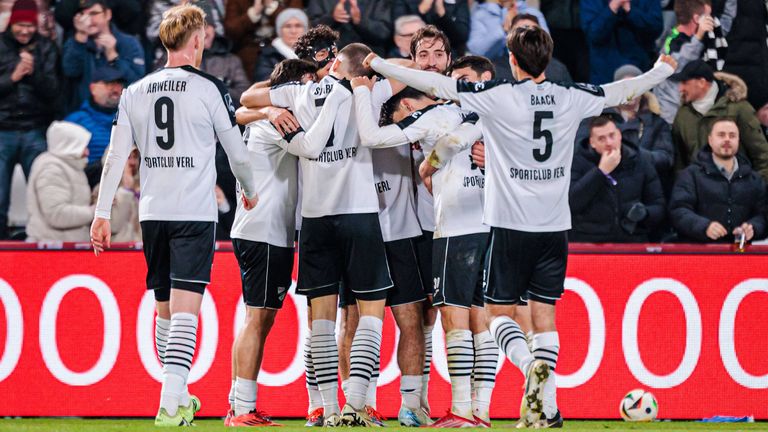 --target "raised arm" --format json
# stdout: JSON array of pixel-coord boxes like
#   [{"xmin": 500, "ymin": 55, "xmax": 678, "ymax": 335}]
[
  {"xmin": 281, "ymin": 83, "xmax": 351, "ymax": 159},
  {"xmin": 602, "ymin": 55, "xmax": 676, "ymax": 107},
  {"xmin": 367, "ymin": 54, "xmax": 459, "ymax": 101},
  {"xmin": 352, "ymin": 79, "xmax": 411, "ymax": 148}
]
